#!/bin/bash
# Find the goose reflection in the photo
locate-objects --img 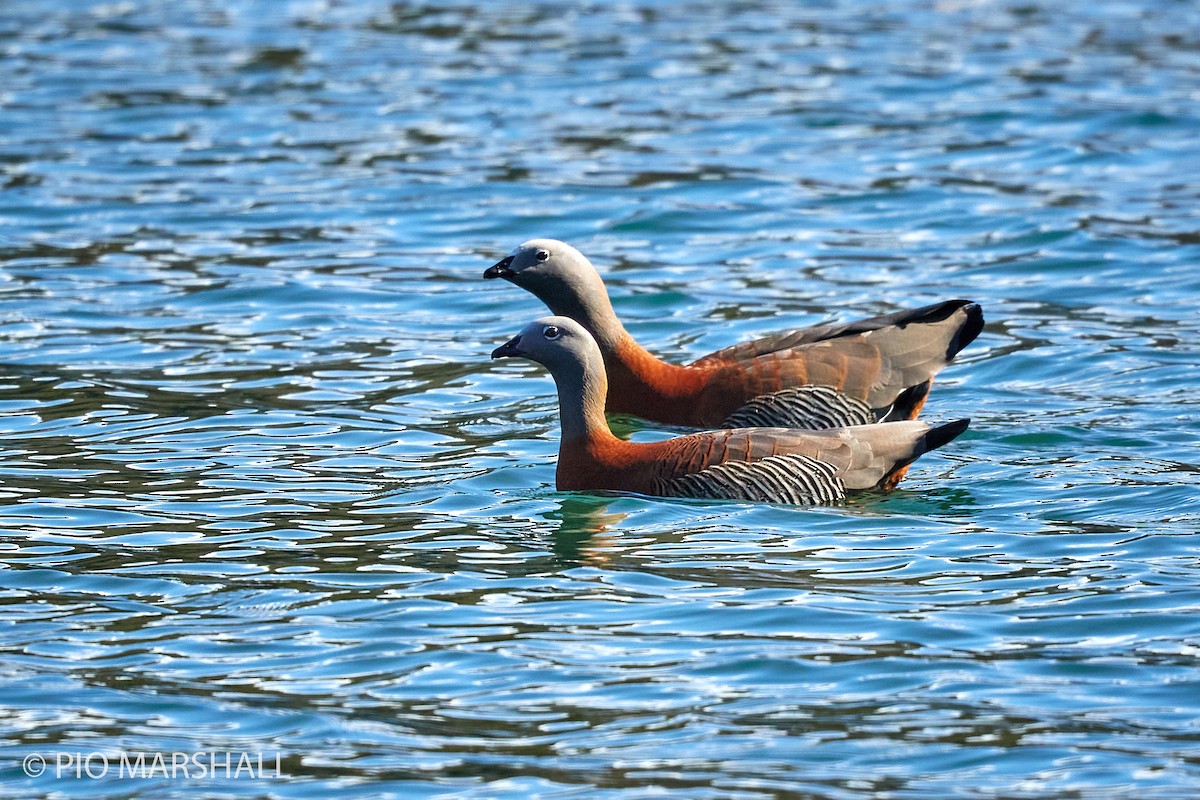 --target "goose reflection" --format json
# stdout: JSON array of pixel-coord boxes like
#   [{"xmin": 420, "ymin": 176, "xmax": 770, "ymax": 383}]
[{"xmin": 545, "ymin": 494, "xmax": 627, "ymax": 566}]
